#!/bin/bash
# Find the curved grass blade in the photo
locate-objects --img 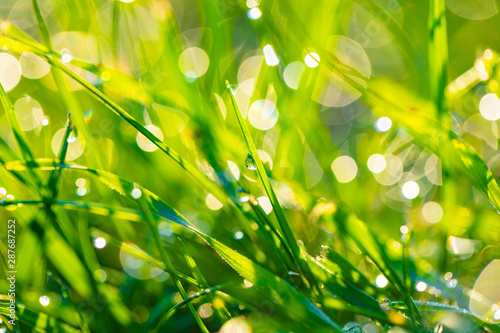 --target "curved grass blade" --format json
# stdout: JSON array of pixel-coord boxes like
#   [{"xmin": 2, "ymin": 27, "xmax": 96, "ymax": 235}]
[
  {"xmin": 177, "ymin": 237, "xmax": 232, "ymax": 322},
  {"xmin": 153, "ymin": 283, "xmax": 230, "ymax": 332},
  {"xmin": 391, "ymin": 301, "xmax": 500, "ymax": 332},
  {"xmin": 137, "ymin": 192, "xmax": 210, "ymax": 333},
  {"xmin": 0, "ymin": 300, "xmax": 81, "ymax": 333},
  {"xmin": 332, "ymin": 207, "xmax": 422, "ymax": 323}
]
